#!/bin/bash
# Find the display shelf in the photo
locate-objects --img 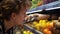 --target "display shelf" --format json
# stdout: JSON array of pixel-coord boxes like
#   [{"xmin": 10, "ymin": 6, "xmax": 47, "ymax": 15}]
[
  {"xmin": 24, "ymin": 24, "xmax": 43, "ymax": 34},
  {"xmin": 26, "ymin": 7, "xmax": 60, "ymax": 15}
]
